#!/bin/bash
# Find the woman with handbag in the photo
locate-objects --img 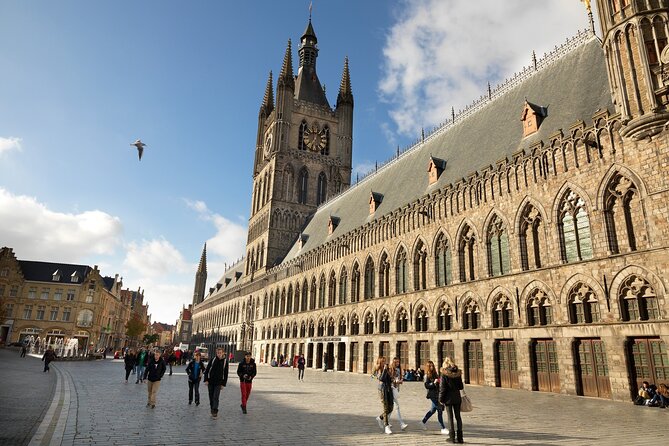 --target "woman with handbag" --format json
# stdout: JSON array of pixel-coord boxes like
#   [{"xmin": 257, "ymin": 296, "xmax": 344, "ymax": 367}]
[{"xmin": 439, "ymin": 357, "xmax": 465, "ymax": 443}]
